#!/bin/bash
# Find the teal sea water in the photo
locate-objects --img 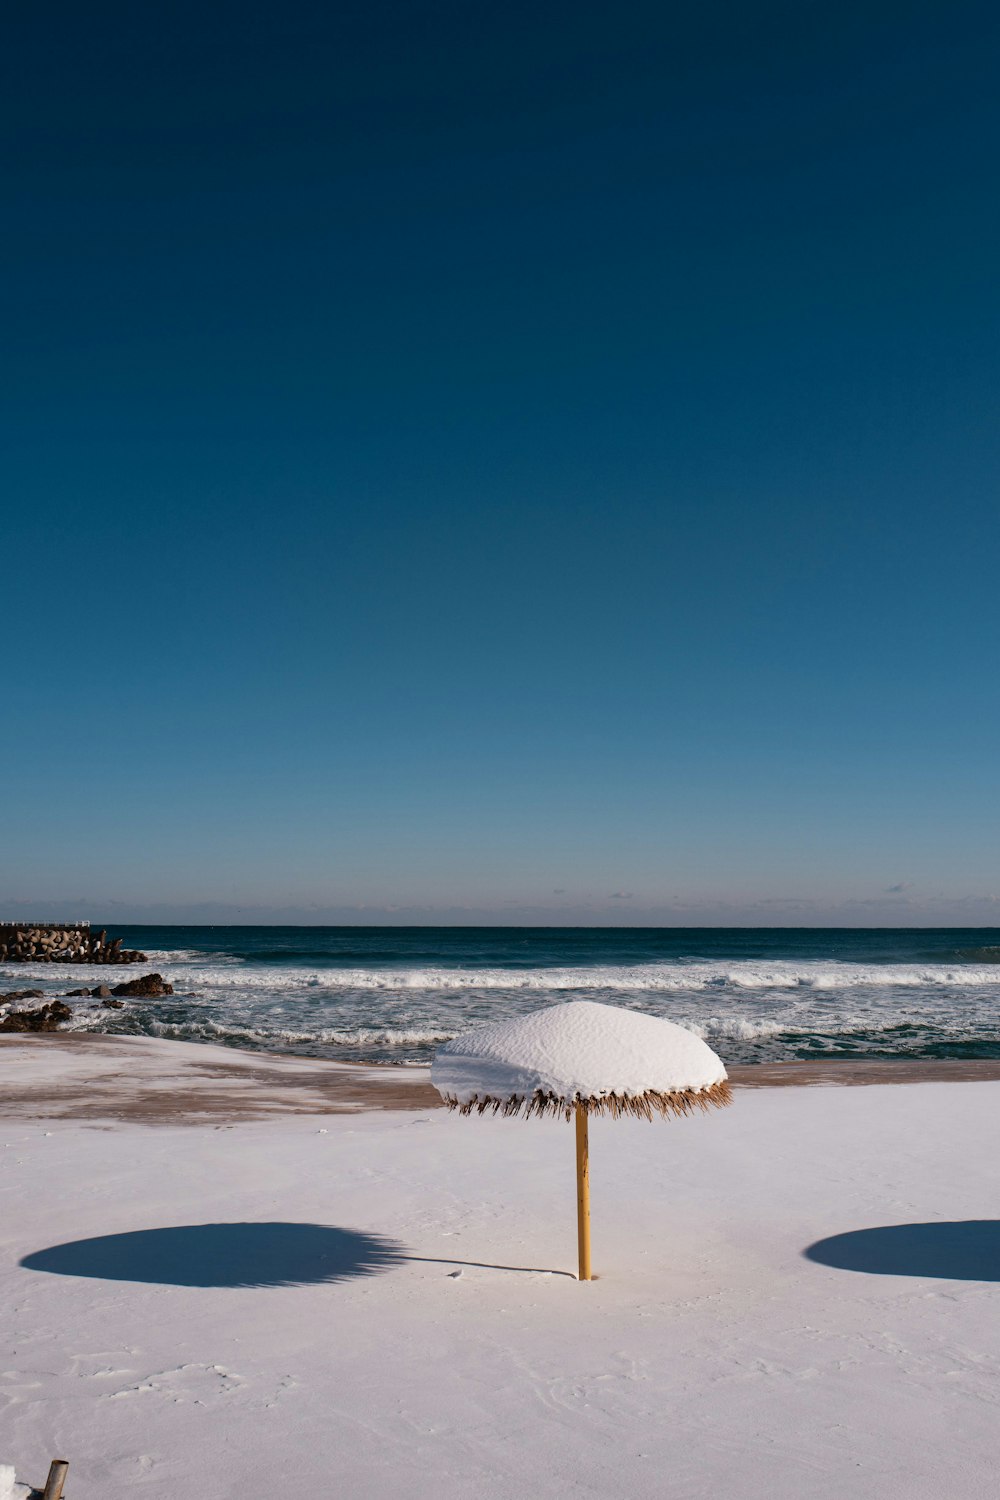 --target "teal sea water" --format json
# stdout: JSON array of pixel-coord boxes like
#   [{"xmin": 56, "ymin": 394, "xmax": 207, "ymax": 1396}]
[{"xmin": 4, "ymin": 926, "xmax": 1000, "ymax": 1066}]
